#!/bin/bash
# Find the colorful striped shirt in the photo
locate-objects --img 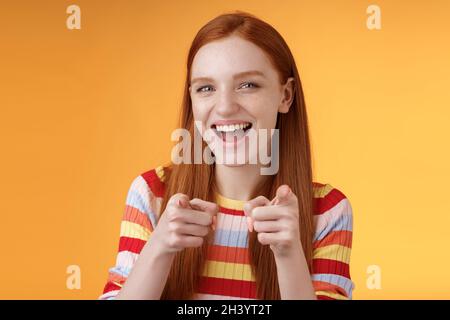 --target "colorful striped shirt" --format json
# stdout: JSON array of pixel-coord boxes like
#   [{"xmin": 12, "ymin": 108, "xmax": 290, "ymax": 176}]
[{"xmin": 99, "ymin": 166, "xmax": 354, "ymax": 300}]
